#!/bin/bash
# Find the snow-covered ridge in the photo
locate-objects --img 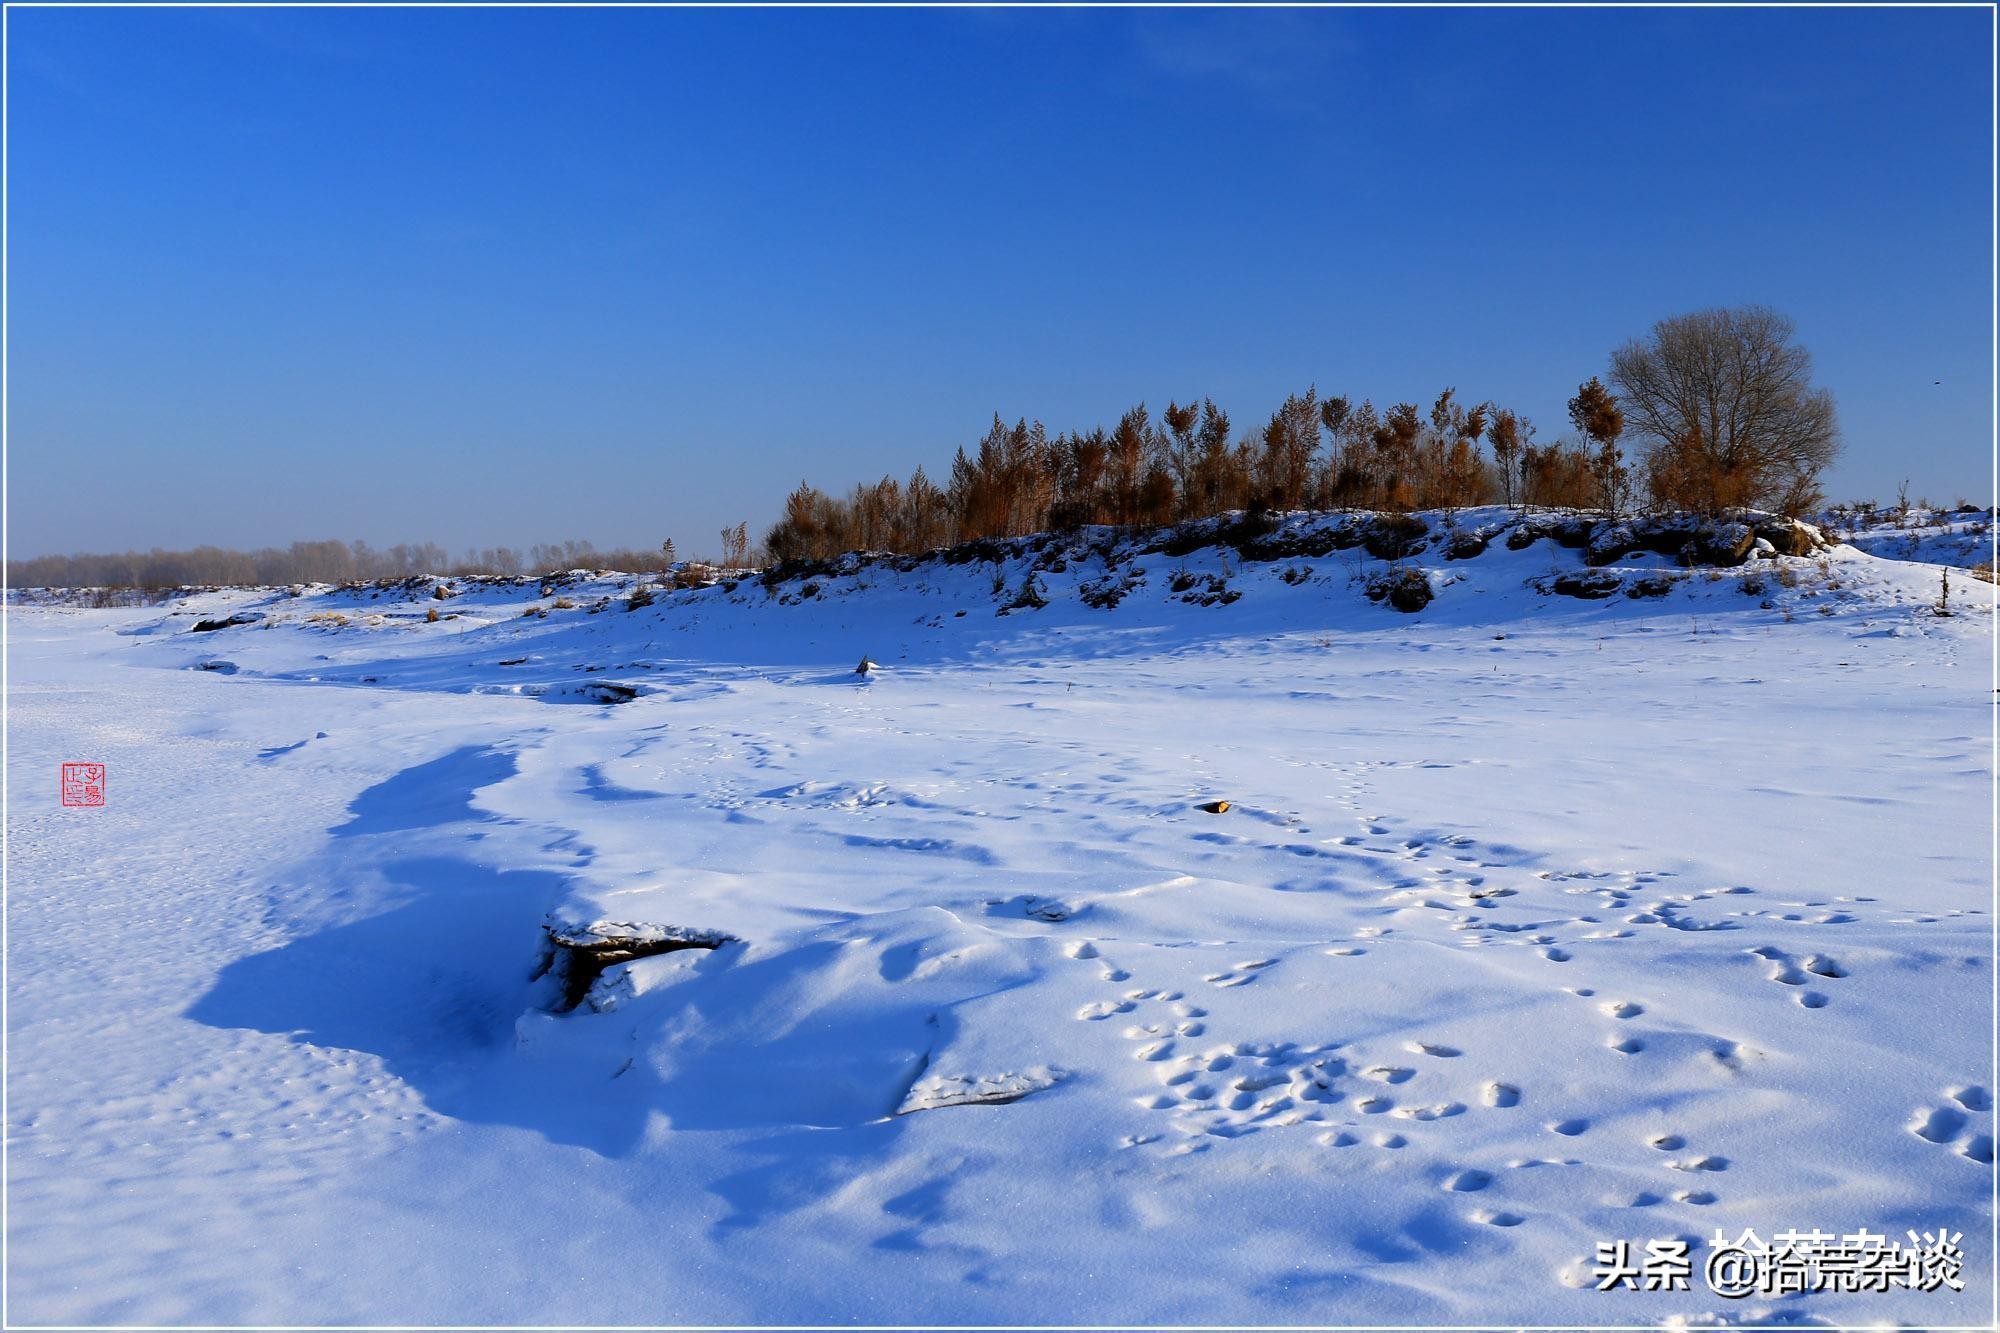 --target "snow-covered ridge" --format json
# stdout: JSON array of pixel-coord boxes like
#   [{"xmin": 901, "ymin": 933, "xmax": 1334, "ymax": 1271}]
[{"xmin": 78, "ymin": 505, "xmax": 1983, "ymax": 701}]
